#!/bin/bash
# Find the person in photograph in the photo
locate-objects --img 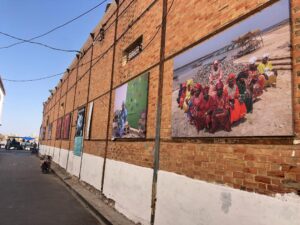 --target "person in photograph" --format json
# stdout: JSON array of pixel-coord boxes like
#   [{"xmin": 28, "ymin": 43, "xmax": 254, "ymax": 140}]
[
  {"xmin": 76, "ymin": 113, "xmax": 84, "ymax": 137},
  {"xmin": 247, "ymin": 56, "xmax": 265, "ymax": 101},
  {"xmin": 257, "ymin": 53, "xmax": 277, "ymax": 88},
  {"xmin": 236, "ymin": 70, "xmax": 253, "ymax": 113},
  {"xmin": 193, "ymin": 86, "xmax": 214, "ymax": 132},
  {"xmin": 210, "ymin": 81, "xmax": 231, "ymax": 133},
  {"xmin": 183, "ymin": 79, "xmax": 194, "ymax": 113},
  {"xmin": 178, "ymin": 82, "xmax": 187, "ymax": 109},
  {"xmin": 117, "ymin": 102, "xmax": 128, "ymax": 137},
  {"xmin": 177, "ymin": 83, "xmax": 183, "ymax": 105},
  {"xmin": 112, "ymin": 111, "xmax": 119, "ymax": 138},
  {"xmin": 138, "ymin": 111, "xmax": 147, "ymax": 137},
  {"xmin": 190, "ymin": 83, "xmax": 202, "ymax": 129},
  {"xmin": 209, "ymin": 60, "xmax": 223, "ymax": 97},
  {"xmin": 224, "ymin": 73, "xmax": 247, "ymax": 124}
]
